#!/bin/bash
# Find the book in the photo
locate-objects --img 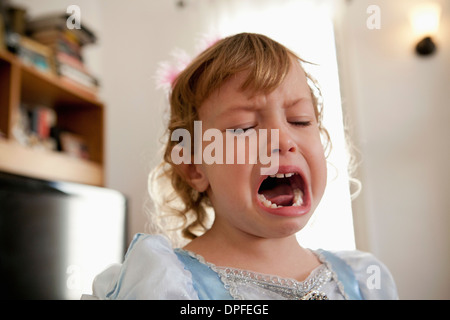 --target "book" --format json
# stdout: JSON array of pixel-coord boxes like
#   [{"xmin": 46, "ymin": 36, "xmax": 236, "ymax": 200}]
[
  {"xmin": 27, "ymin": 13, "xmax": 96, "ymax": 46},
  {"xmin": 25, "ymin": 12, "xmax": 100, "ymax": 96},
  {"xmin": 27, "ymin": 106, "xmax": 57, "ymax": 140},
  {"xmin": 15, "ymin": 35, "xmax": 56, "ymax": 74},
  {"xmin": 31, "ymin": 28, "xmax": 79, "ymax": 46},
  {"xmin": 30, "ymin": 28, "xmax": 83, "ymax": 60},
  {"xmin": 58, "ymin": 62, "xmax": 99, "ymax": 91},
  {"xmin": 55, "ymin": 51, "xmax": 88, "ymax": 73}
]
